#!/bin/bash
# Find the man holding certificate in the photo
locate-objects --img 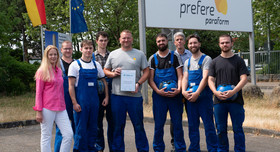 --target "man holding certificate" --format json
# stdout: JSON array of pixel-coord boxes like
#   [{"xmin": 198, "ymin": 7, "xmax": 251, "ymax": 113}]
[
  {"xmin": 148, "ymin": 33, "xmax": 186, "ymax": 152},
  {"xmin": 104, "ymin": 30, "xmax": 149, "ymax": 152}
]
